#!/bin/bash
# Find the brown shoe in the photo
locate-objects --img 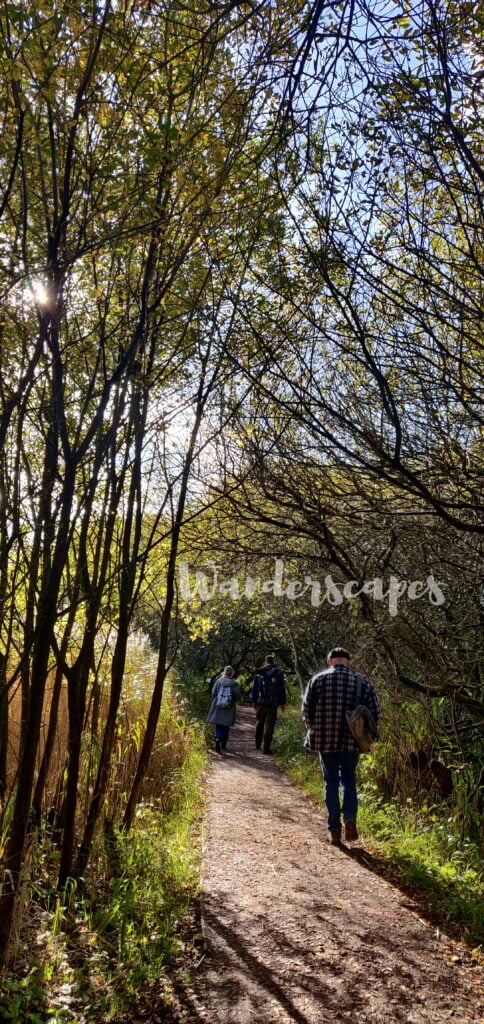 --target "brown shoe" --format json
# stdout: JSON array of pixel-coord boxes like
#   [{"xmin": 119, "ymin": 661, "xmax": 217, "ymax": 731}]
[
  {"xmin": 329, "ymin": 828, "xmax": 342, "ymax": 845},
  {"xmin": 345, "ymin": 821, "xmax": 358, "ymax": 842}
]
